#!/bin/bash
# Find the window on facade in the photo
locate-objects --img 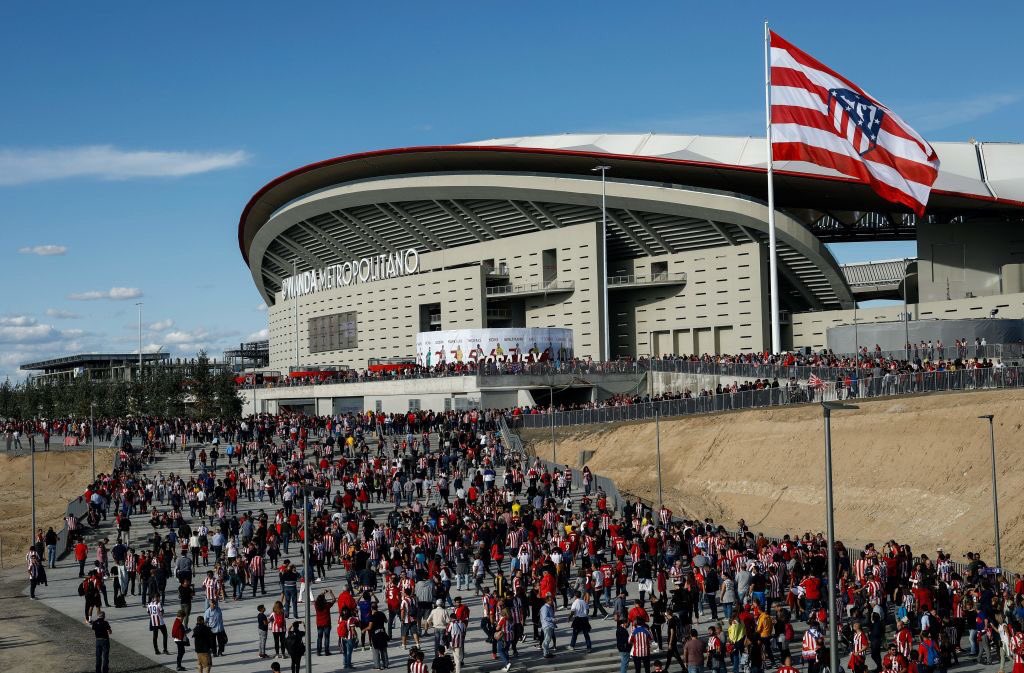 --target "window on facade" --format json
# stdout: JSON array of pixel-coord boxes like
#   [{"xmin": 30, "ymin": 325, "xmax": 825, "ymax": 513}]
[{"xmin": 308, "ymin": 311, "xmax": 358, "ymax": 353}]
